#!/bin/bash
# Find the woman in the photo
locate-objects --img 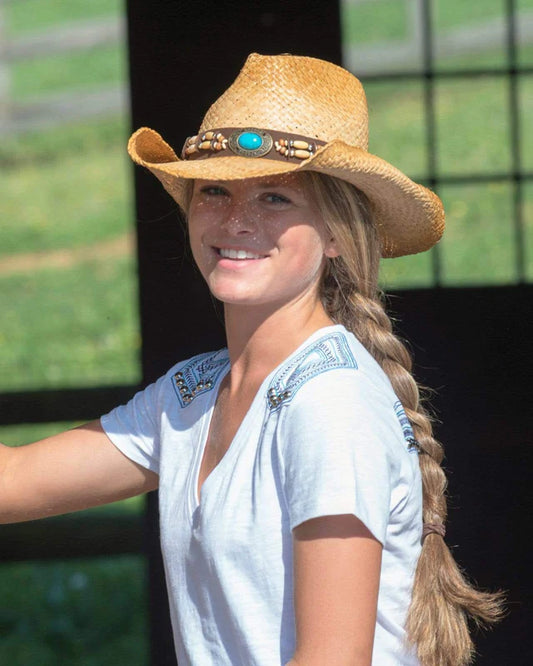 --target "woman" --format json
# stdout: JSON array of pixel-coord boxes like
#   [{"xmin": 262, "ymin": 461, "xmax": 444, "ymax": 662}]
[{"xmin": 0, "ymin": 53, "xmax": 502, "ymax": 665}]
